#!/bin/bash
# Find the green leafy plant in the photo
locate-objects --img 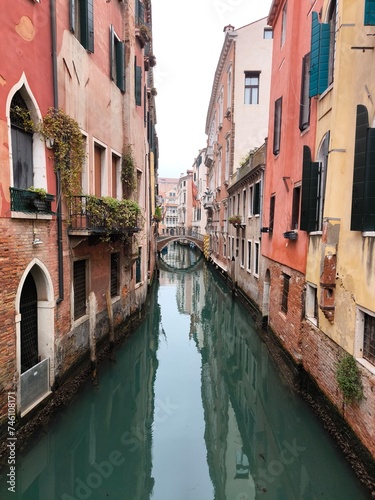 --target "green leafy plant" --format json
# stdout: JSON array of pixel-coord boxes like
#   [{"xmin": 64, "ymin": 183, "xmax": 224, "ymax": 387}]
[
  {"xmin": 153, "ymin": 205, "xmax": 162, "ymax": 222},
  {"xmin": 336, "ymin": 354, "xmax": 364, "ymax": 403},
  {"xmin": 139, "ymin": 24, "xmax": 151, "ymax": 43},
  {"xmin": 10, "ymin": 105, "xmax": 35, "ymax": 133},
  {"xmin": 121, "ymin": 145, "xmax": 136, "ymax": 196},
  {"xmin": 229, "ymin": 215, "xmax": 242, "ymax": 225},
  {"xmin": 27, "ymin": 187, "xmax": 49, "ymax": 199},
  {"xmin": 39, "ymin": 108, "xmax": 86, "ymax": 197},
  {"xmin": 85, "ymin": 195, "xmax": 142, "ymax": 241}
]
